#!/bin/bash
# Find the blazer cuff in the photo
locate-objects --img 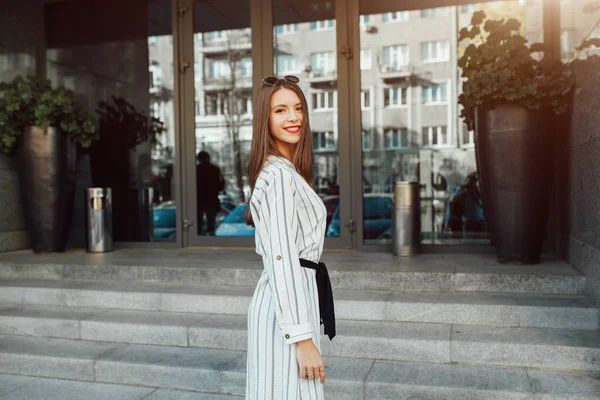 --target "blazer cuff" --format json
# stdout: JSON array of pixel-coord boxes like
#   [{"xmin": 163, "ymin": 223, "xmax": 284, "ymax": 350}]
[{"xmin": 282, "ymin": 323, "xmax": 314, "ymax": 345}]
